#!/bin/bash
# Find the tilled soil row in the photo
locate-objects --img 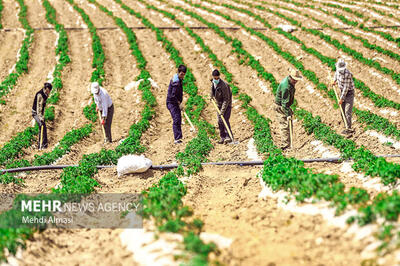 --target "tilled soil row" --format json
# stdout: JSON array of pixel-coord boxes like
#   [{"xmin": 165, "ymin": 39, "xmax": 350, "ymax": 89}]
[{"xmin": 0, "ymin": 0, "xmax": 24, "ymax": 82}]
